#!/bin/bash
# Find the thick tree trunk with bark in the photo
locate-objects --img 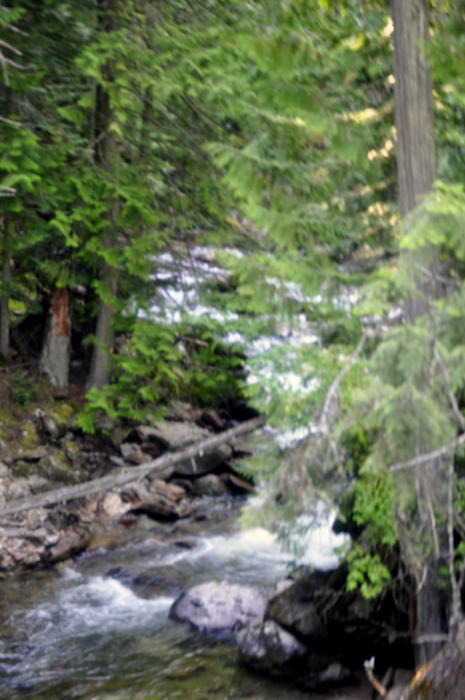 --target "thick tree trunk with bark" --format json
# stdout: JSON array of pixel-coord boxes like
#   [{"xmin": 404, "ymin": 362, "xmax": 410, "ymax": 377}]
[
  {"xmin": 86, "ymin": 0, "xmax": 120, "ymax": 392},
  {"xmin": 0, "ymin": 213, "xmax": 10, "ymax": 360},
  {"xmin": 391, "ymin": 0, "xmax": 445, "ymax": 666},
  {"xmin": 39, "ymin": 288, "xmax": 71, "ymax": 389},
  {"xmin": 391, "ymin": 0, "xmax": 439, "ymax": 322},
  {"xmin": 391, "ymin": 0, "xmax": 436, "ymax": 219}
]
